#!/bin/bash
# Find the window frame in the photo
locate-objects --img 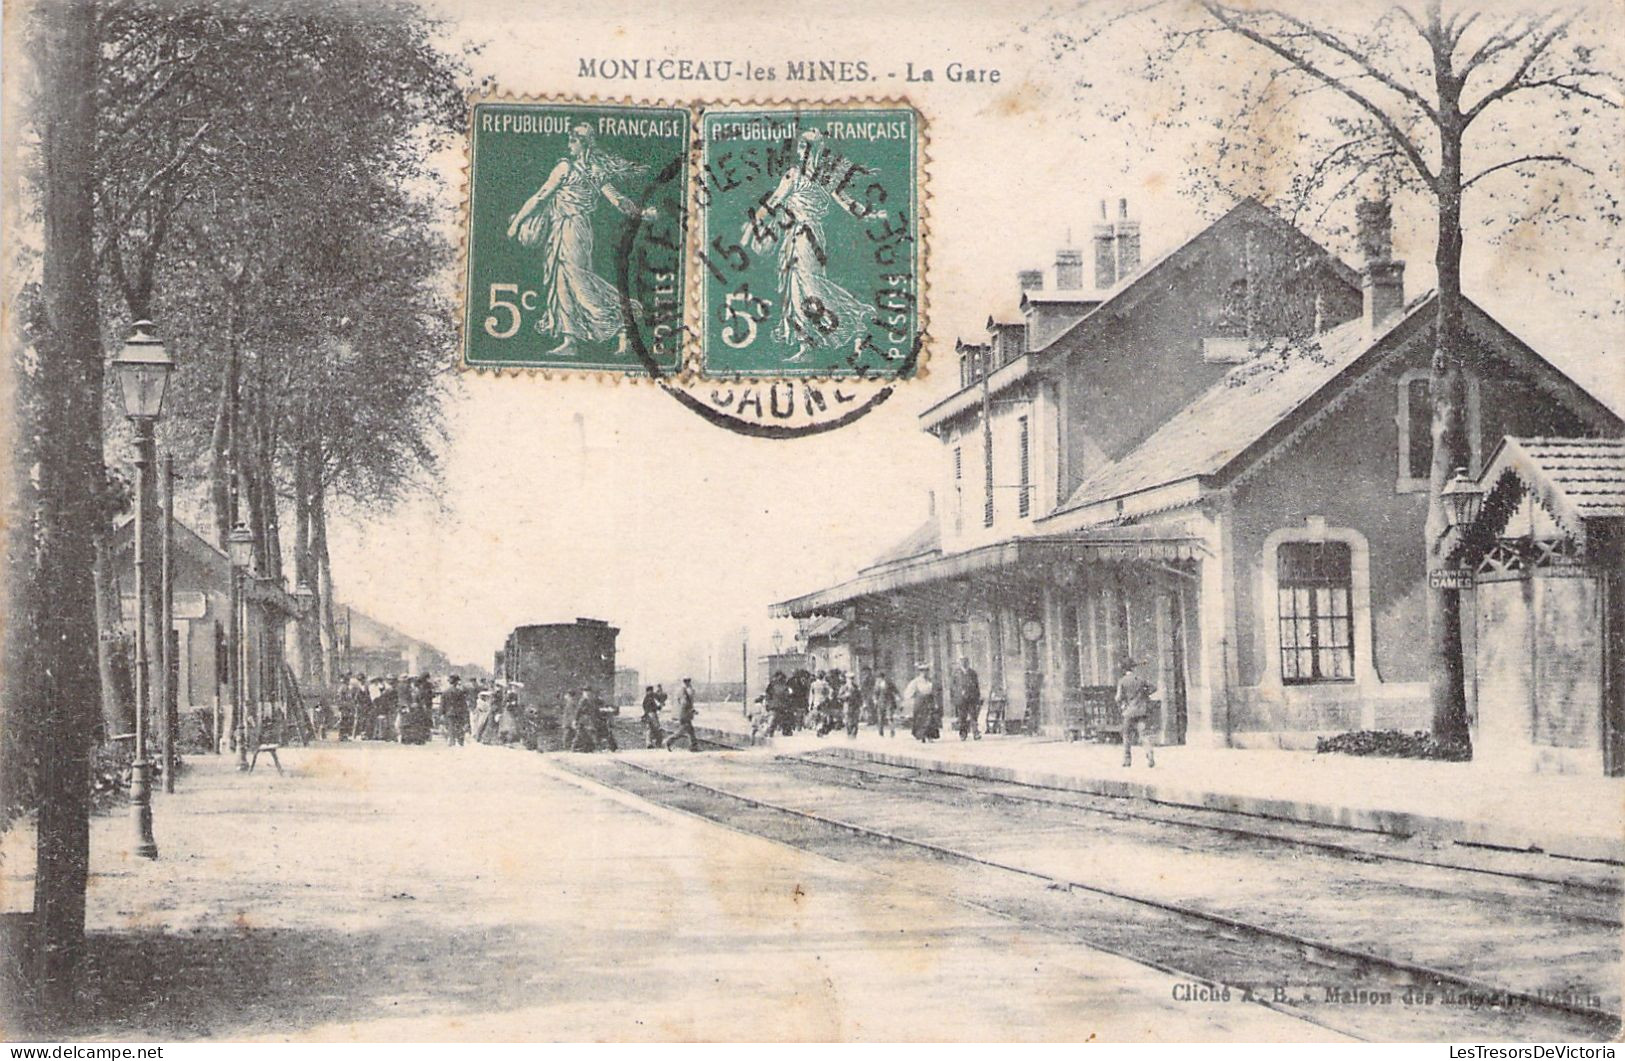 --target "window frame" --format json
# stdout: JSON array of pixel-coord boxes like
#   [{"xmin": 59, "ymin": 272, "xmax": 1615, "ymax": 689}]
[
  {"xmin": 1017, "ymin": 415, "xmax": 1031, "ymax": 518},
  {"xmin": 1260, "ymin": 521, "xmax": 1381, "ymax": 693},
  {"xmin": 1275, "ymin": 541, "xmax": 1355, "ymax": 685},
  {"xmin": 1396, "ymin": 368, "xmax": 1481, "ymax": 494}
]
